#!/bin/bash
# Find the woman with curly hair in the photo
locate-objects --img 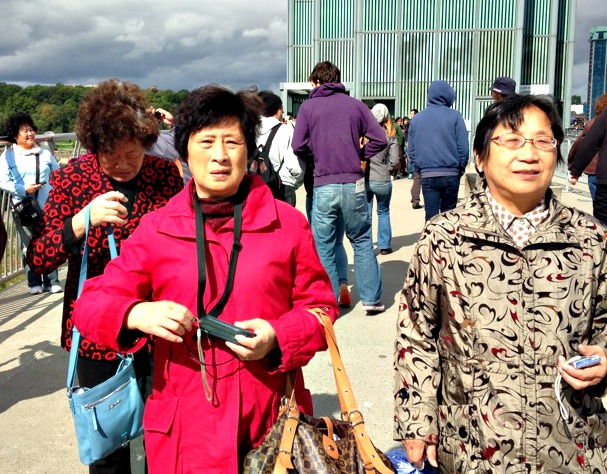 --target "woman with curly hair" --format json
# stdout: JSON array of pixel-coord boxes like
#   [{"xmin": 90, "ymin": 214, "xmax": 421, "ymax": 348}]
[
  {"xmin": 0, "ymin": 112, "xmax": 61, "ymax": 294},
  {"xmin": 26, "ymin": 79, "xmax": 183, "ymax": 473}
]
